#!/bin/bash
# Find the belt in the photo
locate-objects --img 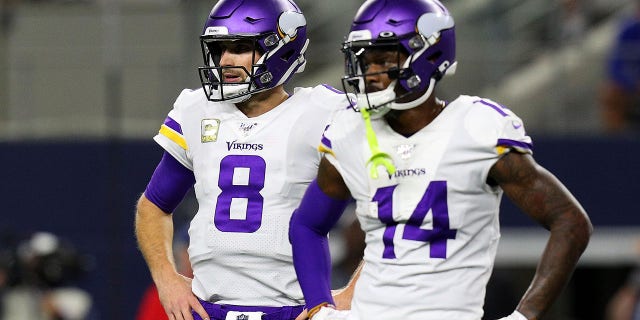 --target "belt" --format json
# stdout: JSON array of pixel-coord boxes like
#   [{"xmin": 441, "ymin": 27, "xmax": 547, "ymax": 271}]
[{"xmin": 195, "ymin": 301, "xmax": 306, "ymax": 320}]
